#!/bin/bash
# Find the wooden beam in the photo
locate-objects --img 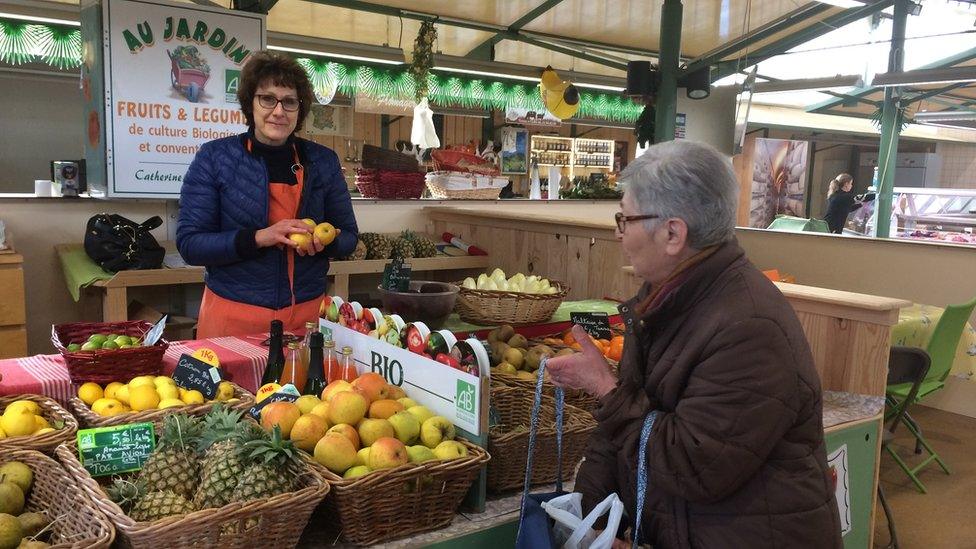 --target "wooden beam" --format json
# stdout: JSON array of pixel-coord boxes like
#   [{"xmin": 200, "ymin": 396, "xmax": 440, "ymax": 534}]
[{"xmin": 465, "ymin": 0, "xmax": 566, "ymax": 59}]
